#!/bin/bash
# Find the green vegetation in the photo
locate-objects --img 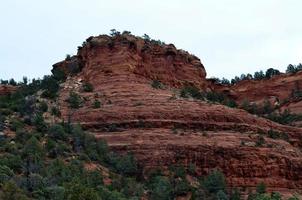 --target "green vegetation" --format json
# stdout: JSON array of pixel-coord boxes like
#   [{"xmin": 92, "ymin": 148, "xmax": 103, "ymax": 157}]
[
  {"xmin": 214, "ymin": 63, "xmax": 301, "ymax": 86},
  {"xmin": 52, "ymin": 68, "xmax": 66, "ymax": 81},
  {"xmin": 266, "ymin": 109, "xmax": 302, "ymax": 125},
  {"xmin": 110, "ymin": 29, "xmax": 121, "ymax": 37},
  {"xmin": 93, "ymin": 99, "xmax": 101, "ymax": 108},
  {"xmin": 51, "ymin": 106, "xmax": 61, "ymax": 117},
  {"xmin": 40, "ymin": 76, "xmax": 60, "ymax": 99},
  {"xmin": 82, "ymin": 82, "xmax": 94, "ymax": 92},
  {"xmin": 65, "ymin": 54, "xmax": 71, "ymax": 61},
  {"xmin": 9, "ymin": 78, "xmax": 17, "ymax": 86},
  {"xmin": 2, "ymin": 81, "xmax": 283, "ymax": 199},
  {"xmin": 179, "ymin": 86, "xmax": 238, "ymax": 108},
  {"xmin": 180, "ymin": 86, "xmax": 203, "ymax": 99},
  {"xmin": 0, "ymin": 105, "xmax": 145, "ymax": 199},
  {"xmin": 38, "ymin": 101, "xmax": 48, "ymax": 113},
  {"xmin": 238, "ymin": 97, "xmax": 302, "ymax": 126},
  {"xmin": 255, "ymin": 135, "xmax": 265, "ymax": 147},
  {"xmin": 67, "ymin": 91, "xmax": 82, "ymax": 109},
  {"xmin": 0, "ymin": 39, "xmax": 299, "ymax": 199},
  {"xmin": 149, "ymin": 176, "xmax": 172, "ymax": 200},
  {"xmin": 286, "ymin": 63, "xmax": 302, "ymax": 74},
  {"xmin": 267, "ymin": 129, "xmax": 289, "ymax": 141},
  {"xmin": 214, "ymin": 64, "xmax": 302, "ymax": 85},
  {"xmin": 151, "ymin": 80, "xmax": 164, "ymax": 89},
  {"xmin": 246, "ymin": 182, "xmax": 286, "ymax": 200},
  {"xmin": 202, "ymin": 169, "xmax": 226, "ymax": 194},
  {"xmin": 256, "ymin": 182, "xmax": 267, "ymax": 194}
]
